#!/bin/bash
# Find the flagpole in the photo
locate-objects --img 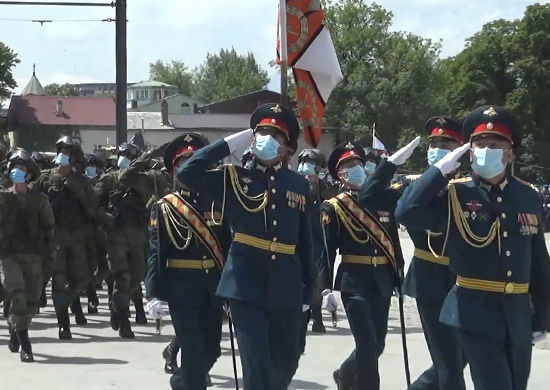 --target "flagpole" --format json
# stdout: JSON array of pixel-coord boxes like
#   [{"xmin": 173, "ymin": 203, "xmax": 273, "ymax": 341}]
[
  {"xmin": 372, "ymin": 122, "xmax": 376, "ymax": 148},
  {"xmin": 279, "ymin": 0, "xmax": 289, "ymax": 106}
]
